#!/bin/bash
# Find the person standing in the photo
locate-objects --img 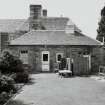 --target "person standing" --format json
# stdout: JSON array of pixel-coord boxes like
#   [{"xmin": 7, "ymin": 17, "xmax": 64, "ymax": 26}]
[{"xmin": 71, "ymin": 58, "xmax": 74, "ymax": 76}]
